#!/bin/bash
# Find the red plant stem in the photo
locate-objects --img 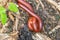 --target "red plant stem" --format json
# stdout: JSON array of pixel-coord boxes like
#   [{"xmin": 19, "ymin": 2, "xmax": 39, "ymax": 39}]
[{"xmin": 17, "ymin": 0, "xmax": 42, "ymax": 32}]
